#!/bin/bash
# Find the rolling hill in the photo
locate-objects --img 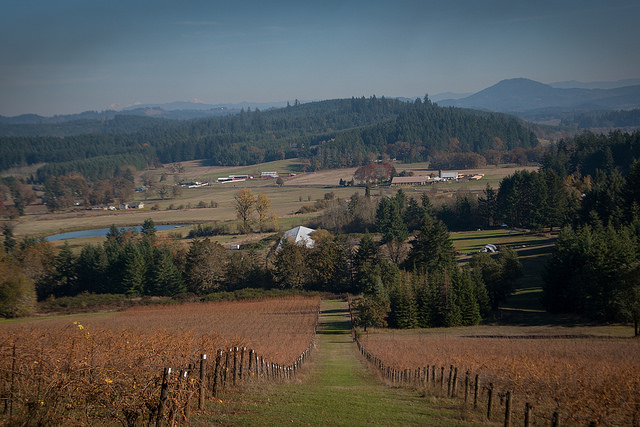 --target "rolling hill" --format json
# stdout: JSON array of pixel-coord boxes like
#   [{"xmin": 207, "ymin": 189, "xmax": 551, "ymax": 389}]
[{"xmin": 438, "ymin": 78, "xmax": 640, "ymax": 117}]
